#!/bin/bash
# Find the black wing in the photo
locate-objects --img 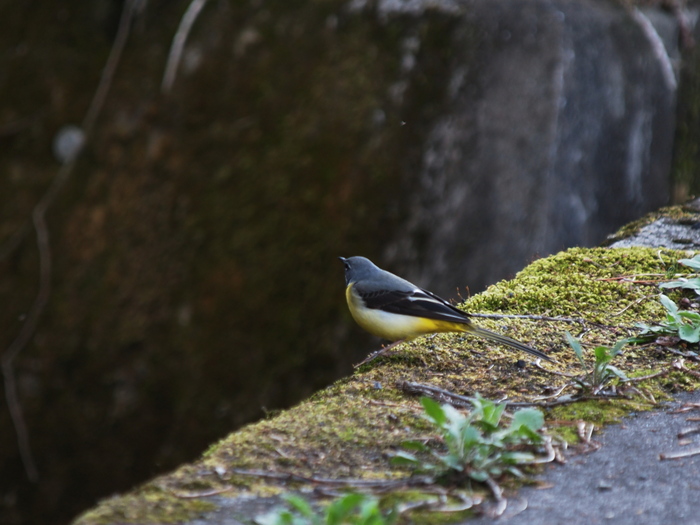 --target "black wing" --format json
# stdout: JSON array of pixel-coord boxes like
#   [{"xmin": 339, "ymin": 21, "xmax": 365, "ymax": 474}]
[{"xmin": 358, "ymin": 286, "xmax": 471, "ymax": 324}]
